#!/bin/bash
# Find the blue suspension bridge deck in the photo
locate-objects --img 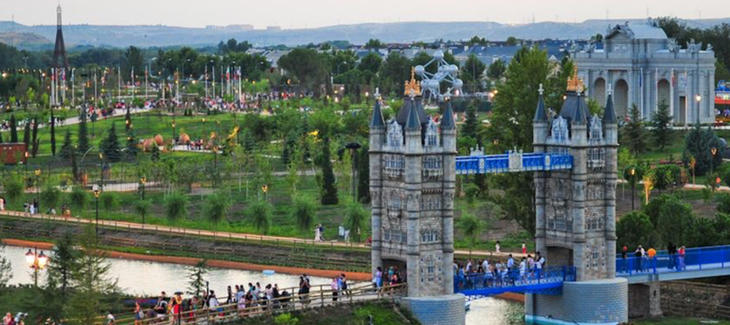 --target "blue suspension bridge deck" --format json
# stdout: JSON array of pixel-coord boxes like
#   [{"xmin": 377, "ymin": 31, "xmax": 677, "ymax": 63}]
[
  {"xmin": 455, "ymin": 152, "xmax": 573, "ymax": 175},
  {"xmin": 454, "ymin": 245, "xmax": 730, "ymax": 298}
]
